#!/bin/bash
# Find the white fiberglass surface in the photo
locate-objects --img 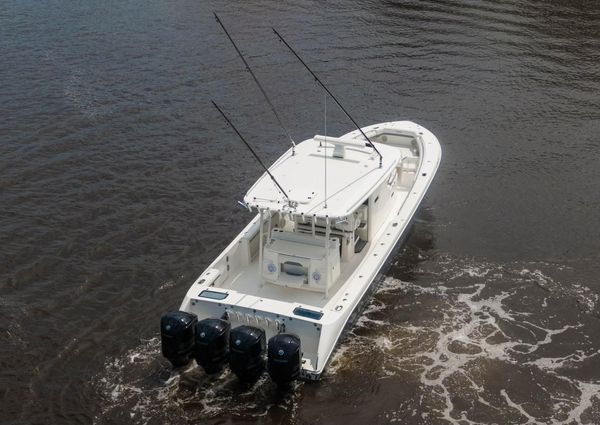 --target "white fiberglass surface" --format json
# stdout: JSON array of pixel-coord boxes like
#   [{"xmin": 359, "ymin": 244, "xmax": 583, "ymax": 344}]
[
  {"xmin": 219, "ymin": 188, "xmax": 413, "ymax": 310},
  {"xmin": 205, "ymin": 127, "xmax": 438, "ymax": 321},
  {"xmin": 219, "ymin": 243, "xmax": 370, "ymax": 309},
  {"xmin": 244, "ymin": 137, "xmax": 402, "ymax": 218}
]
